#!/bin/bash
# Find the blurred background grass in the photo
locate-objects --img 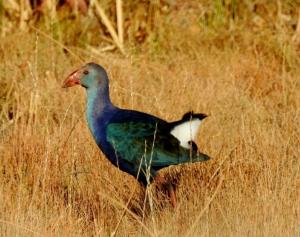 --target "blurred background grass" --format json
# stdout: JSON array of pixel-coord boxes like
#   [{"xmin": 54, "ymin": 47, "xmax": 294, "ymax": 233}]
[
  {"xmin": 1, "ymin": 0, "xmax": 300, "ymax": 58},
  {"xmin": 0, "ymin": 1, "xmax": 300, "ymax": 236}
]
